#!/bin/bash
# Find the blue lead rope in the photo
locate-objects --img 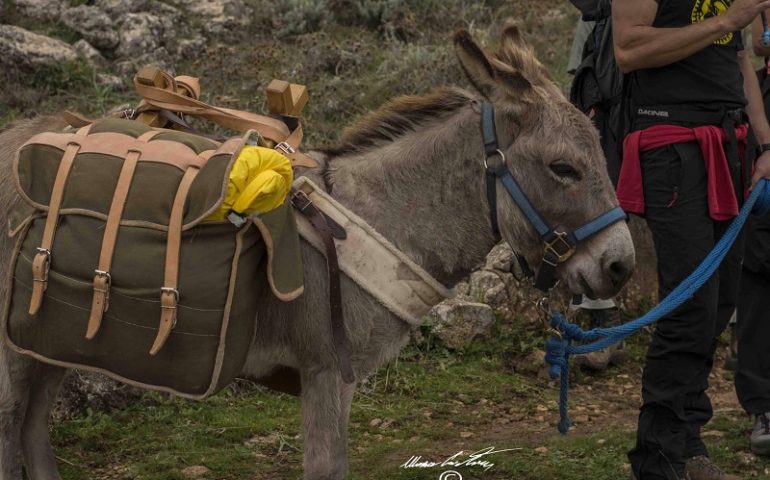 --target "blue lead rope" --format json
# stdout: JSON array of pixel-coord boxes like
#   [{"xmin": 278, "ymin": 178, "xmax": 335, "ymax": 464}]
[{"xmin": 544, "ymin": 179, "xmax": 770, "ymax": 434}]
